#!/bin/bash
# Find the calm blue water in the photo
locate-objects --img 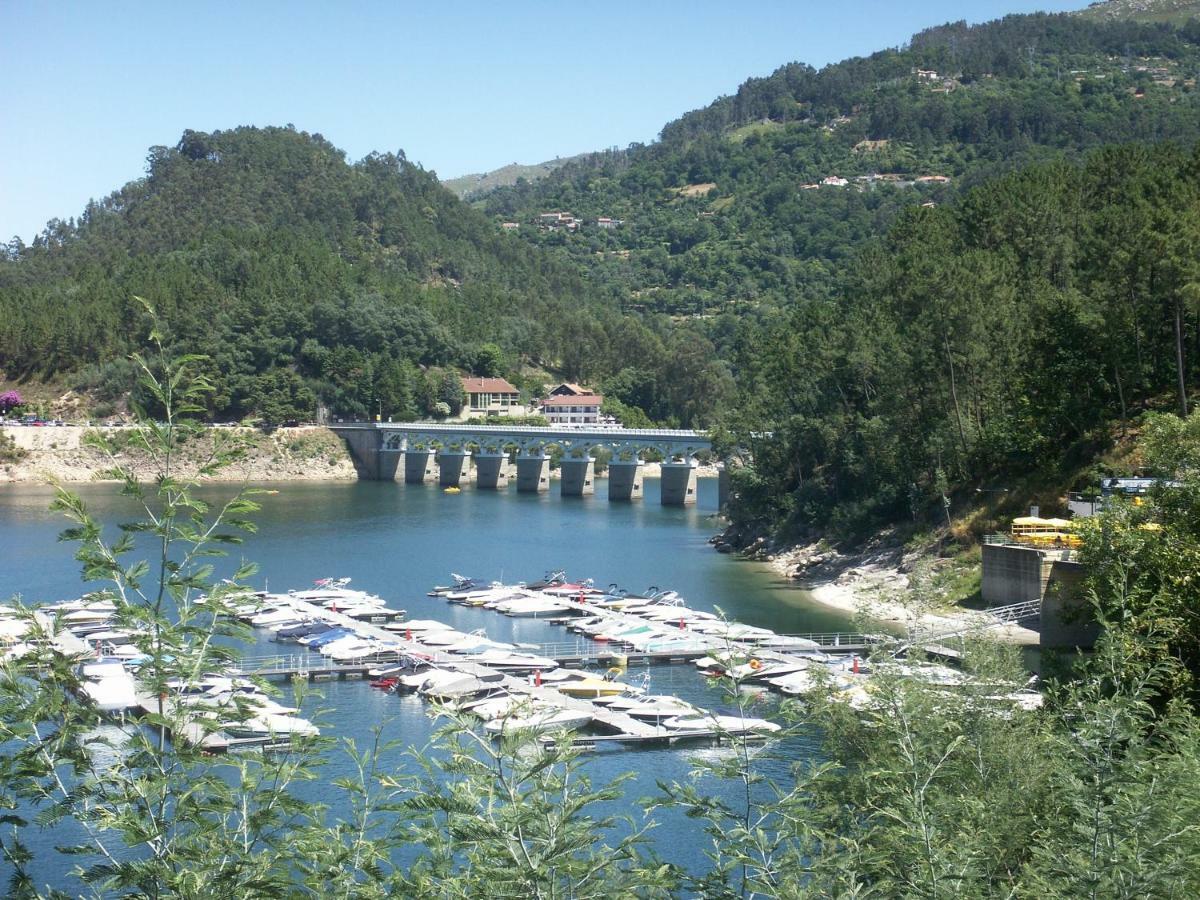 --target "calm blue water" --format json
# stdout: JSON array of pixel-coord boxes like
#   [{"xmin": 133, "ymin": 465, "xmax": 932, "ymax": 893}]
[{"xmin": 0, "ymin": 477, "xmax": 852, "ymax": 888}]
